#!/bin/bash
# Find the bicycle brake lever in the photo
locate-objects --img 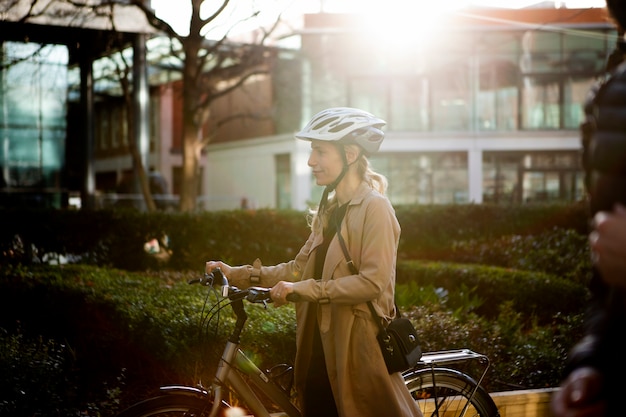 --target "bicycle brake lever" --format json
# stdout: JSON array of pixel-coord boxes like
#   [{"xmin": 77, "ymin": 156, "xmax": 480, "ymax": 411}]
[
  {"xmin": 208, "ymin": 267, "xmax": 229, "ymax": 296},
  {"xmin": 246, "ymin": 287, "xmax": 272, "ymax": 304},
  {"xmin": 188, "ymin": 273, "xmax": 213, "ymax": 286}
]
